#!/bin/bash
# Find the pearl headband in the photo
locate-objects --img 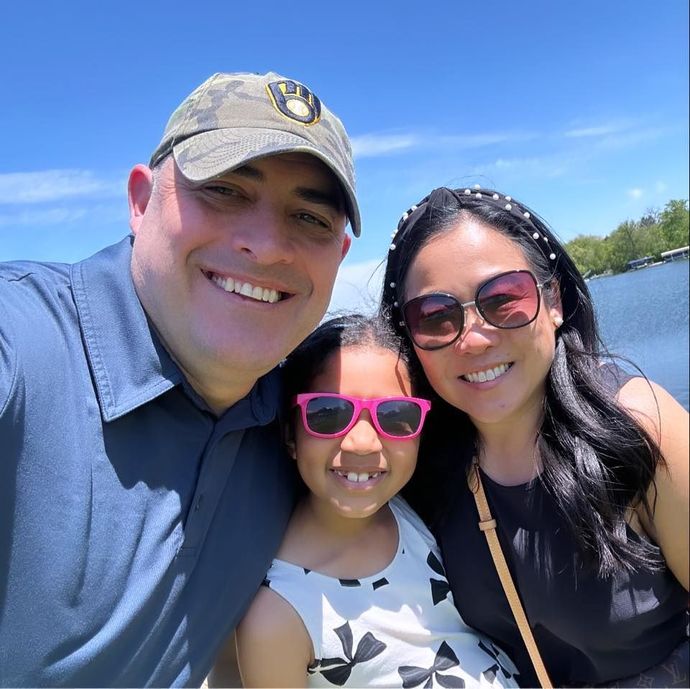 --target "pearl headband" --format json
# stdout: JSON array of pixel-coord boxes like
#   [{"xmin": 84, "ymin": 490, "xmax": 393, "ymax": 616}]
[{"xmin": 390, "ymin": 185, "xmax": 558, "ymax": 262}]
